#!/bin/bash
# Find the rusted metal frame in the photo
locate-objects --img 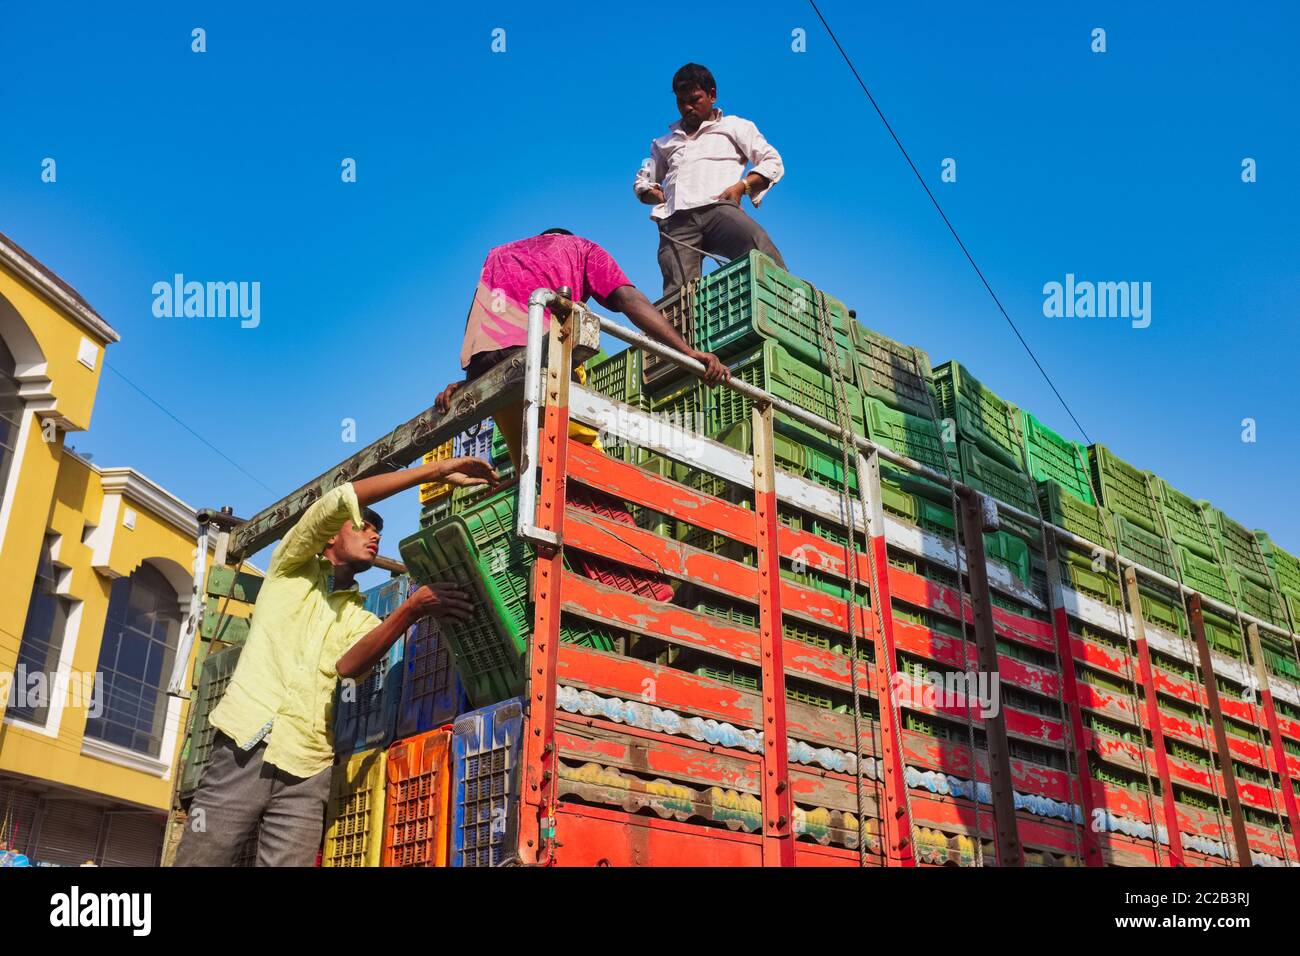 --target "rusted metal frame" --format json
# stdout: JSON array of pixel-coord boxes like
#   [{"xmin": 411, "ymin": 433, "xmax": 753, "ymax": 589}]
[
  {"xmin": 1120, "ymin": 566, "xmax": 1186, "ymax": 866},
  {"xmin": 1244, "ymin": 623, "xmax": 1300, "ymax": 860},
  {"xmin": 956, "ymin": 487, "xmax": 1023, "ymax": 866},
  {"xmin": 228, "ymin": 355, "xmax": 527, "ymax": 559},
  {"xmin": 520, "ymin": 306, "xmax": 578, "ymax": 866},
  {"xmin": 1042, "ymin": 532, "xmax": 1105, "ymax": 865},
  {"xmin": 1180, "ymin": 590, "xmax": 1253, "ymax": 866},
  {"xmin": 751, "ymin": 404, "xmax": 797, "ymax": 866},
  {"xmin": 855, "ymin": 450, "xmax": 915, "ymax": 867}
]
